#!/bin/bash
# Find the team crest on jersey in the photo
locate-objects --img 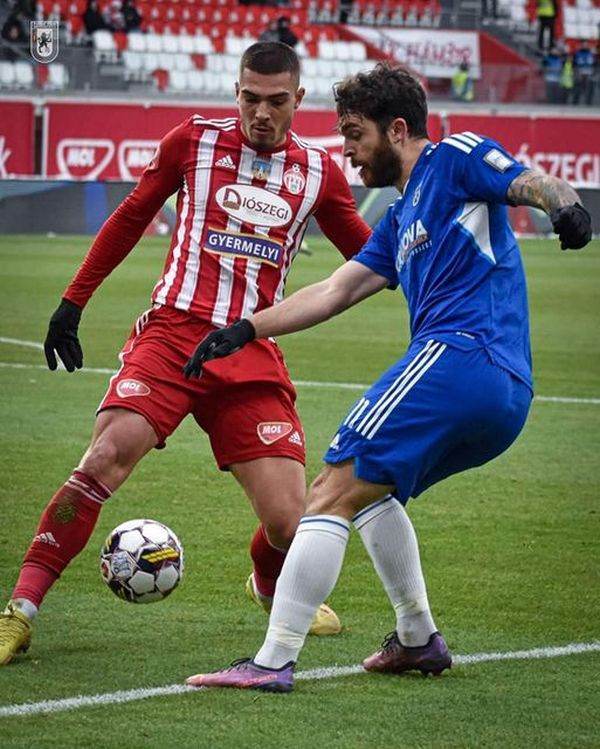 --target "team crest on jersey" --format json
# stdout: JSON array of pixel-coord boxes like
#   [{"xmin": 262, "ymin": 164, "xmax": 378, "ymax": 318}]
[
  {"xmin": 251, "ymin": 157, "xmax": 271, "ymax": 181},
  {"xmin": 257, "ymin": 422, "xmax": 293, "ymax": 445},
  {"xmin": 283, "ymin": 164, "xmax": 305, "ymax": 195}
]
